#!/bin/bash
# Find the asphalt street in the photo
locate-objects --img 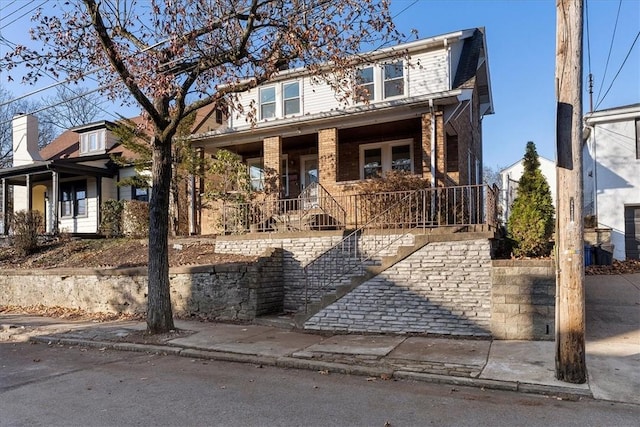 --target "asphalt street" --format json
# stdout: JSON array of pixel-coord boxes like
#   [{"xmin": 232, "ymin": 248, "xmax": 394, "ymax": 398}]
[{"xmin": 1, "ymin": 342, "xmax": 638, "ymax": 427}]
